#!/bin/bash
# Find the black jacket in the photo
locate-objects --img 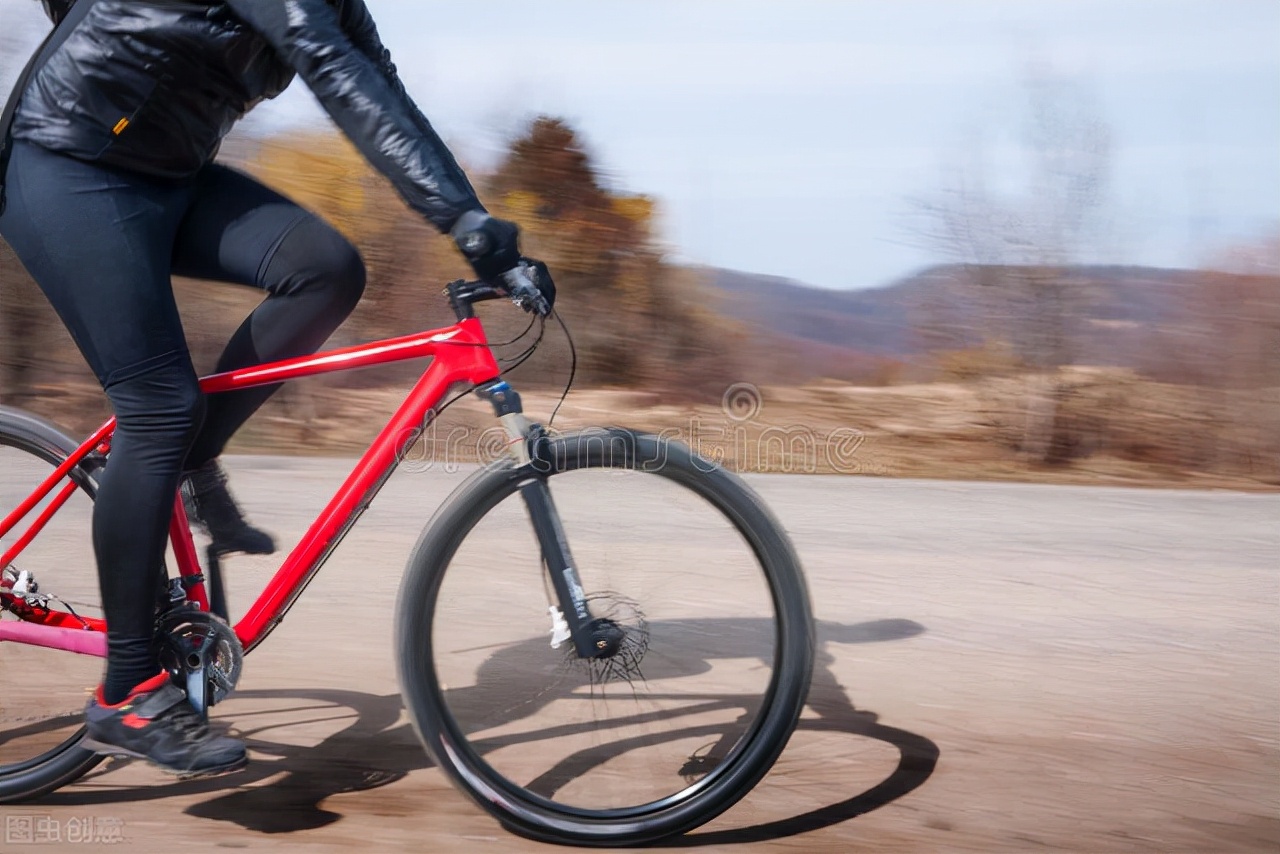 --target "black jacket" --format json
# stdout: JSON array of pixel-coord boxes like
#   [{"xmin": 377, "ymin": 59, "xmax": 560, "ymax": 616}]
[{"xmin": 14, "ymin": 0, "xmax": 482, "ymax": 232}]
